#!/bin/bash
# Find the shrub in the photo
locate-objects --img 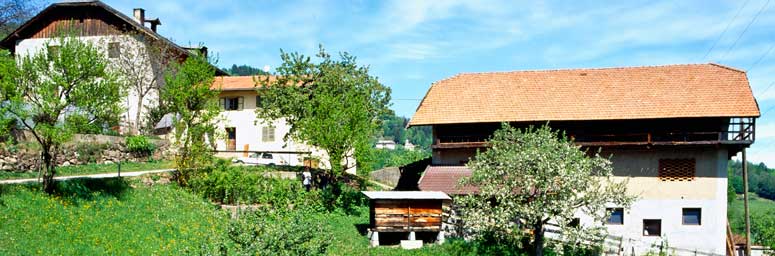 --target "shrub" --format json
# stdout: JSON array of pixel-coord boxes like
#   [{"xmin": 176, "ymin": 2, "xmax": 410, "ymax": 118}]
[
  {"xmin": 320, "ymin": 182, "xmax": 367, "ymax": 214},
  {"xmin": 222, "ymin": 207, "xmax": 331, "ymax": 255},
  {"xmin": 74, "ymin": 143, "xmax": 109, "ymax": 163},
  {"xmin": 125, "ymin": 135, "xmax": 156, "ymax": 157},
  {"xmin": 189, "ymin": 162, "xmax": 322, "ymax": 209}
]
